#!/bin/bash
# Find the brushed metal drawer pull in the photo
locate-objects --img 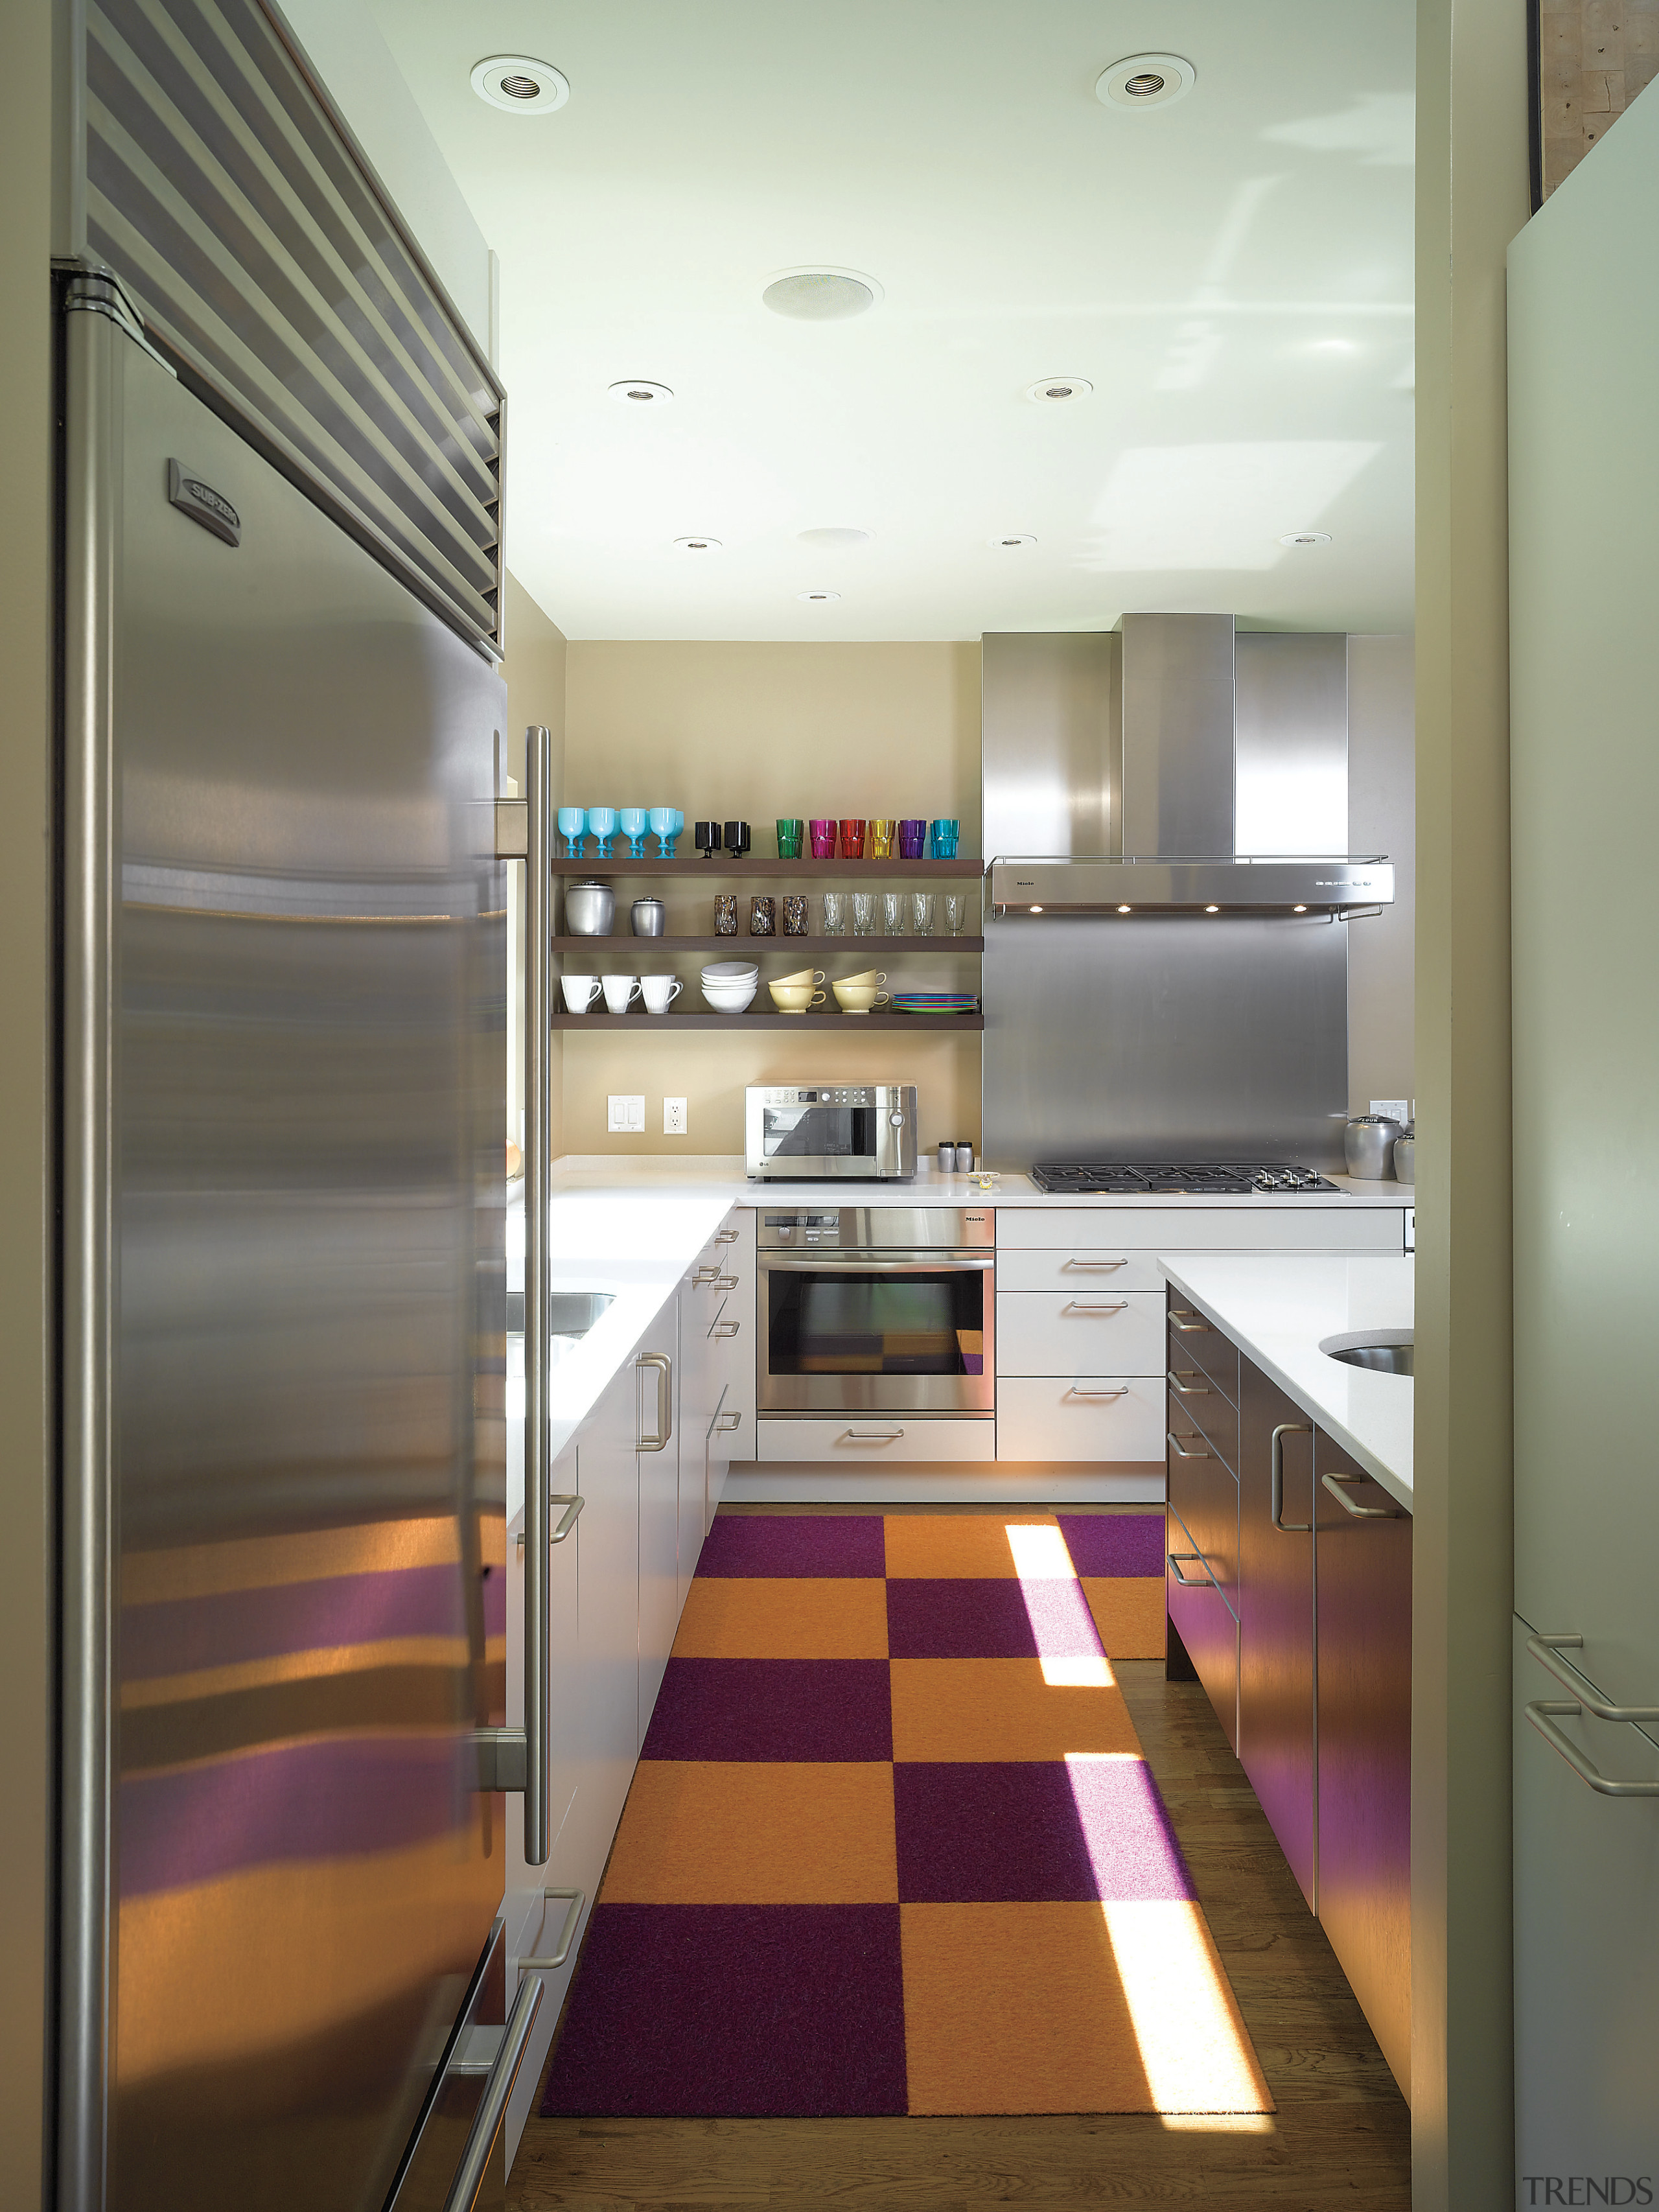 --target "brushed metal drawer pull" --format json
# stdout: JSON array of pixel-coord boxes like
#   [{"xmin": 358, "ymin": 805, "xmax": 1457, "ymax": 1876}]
[
  {"xmin": 1063, "ymin": 1257, "xmax": 1130, "ymax": 1271},
  {"xmin": 715, "ymin": 1410, "xmax": 742, "ymax": 1432},
  {"xmin": 843, "ymin": 1425, "xmax": 905, "ymax": 1442},
  {"xmin": 1526, "ymin": 1705, "xmax": 1659, "ymax": 1797},
  {"xmin": 712, "ymin": 1319, "xmax": 741, "ymax": 1337},
  {"xmin": 1166, "ymin": 1366, "xmax": 1210, "ymax": 1395},
  {"xmin": 1166, "ymin": 1429, "xmax": 1212, "ymax": 1459},
  {"xmin": 1064, "ymin": 1299, "xmax": 1128, "ymax": 1315},
  {"xmin": 695, "ymin": 1264, "xmax": 722, "ymax": 1283},
  {"xmin": 1065, "ymin": 1384, "xmax": 1128, "ymax": 1400},
  {"xmin": 1321, "ymin": 1470, "xmax": 1401, "ymax": 1519},
  {"xmin": 715, "ymin": 1228, "xmax": 740, "ymax": 1244},
  {"xmin": 550, "ymin": 1493, "xmax": 584, "ymax": 1544},
  {"xmin": 1167, "ymin": 1551, "xmax": 1212, "ymax": 1589},
  {"xmin": 1270, "ymin": 1424, "xmax": 1313, "ymax": 1533},
  {"xmin": 1527, "ymin": 1635, "xmax": 1659, "ymax": 1723},
  {"xmin": 1169, "ymin": 1309, "xmax": 1212, "ymax": 1334},
  {"xmin": 520, "ymin": 1888, "xmax": 586, "ymax": 1970}
]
